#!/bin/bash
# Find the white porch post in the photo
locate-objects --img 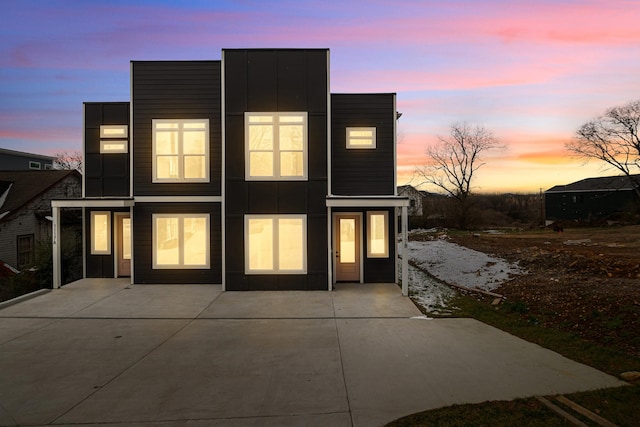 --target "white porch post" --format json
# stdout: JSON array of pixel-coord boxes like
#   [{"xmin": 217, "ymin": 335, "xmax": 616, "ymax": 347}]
[
  {"xmin": 52, "ymin": 205, "xmax": 61, "ymax": 289},
  {"xmin": 401, "ymin": 205, "xmax": 408, "ymax": 296}
]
